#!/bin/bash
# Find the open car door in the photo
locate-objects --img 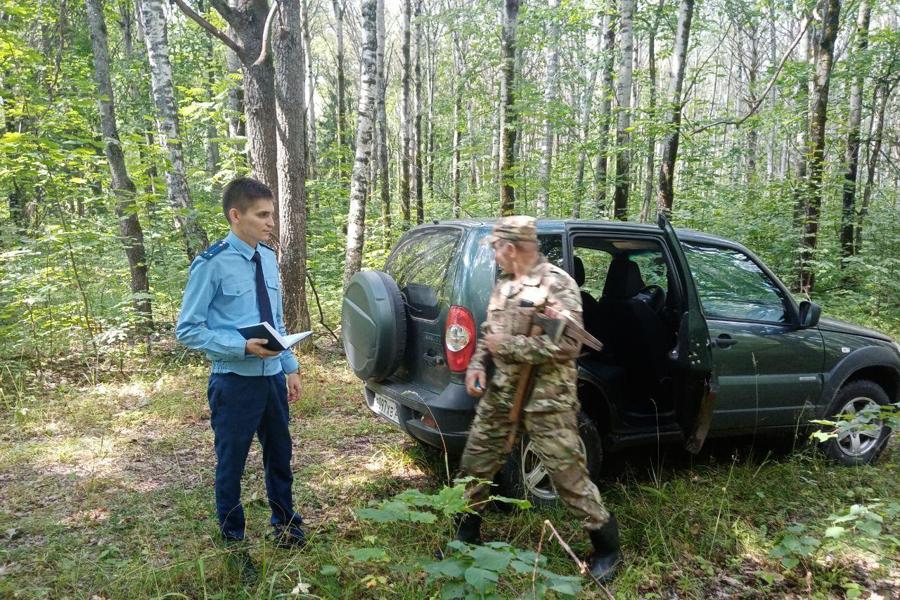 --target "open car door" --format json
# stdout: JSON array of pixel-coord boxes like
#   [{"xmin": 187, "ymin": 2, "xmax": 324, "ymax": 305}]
[{"xmin": 658, "ymin": 214, "xmax": 717, "ymax": 453}]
